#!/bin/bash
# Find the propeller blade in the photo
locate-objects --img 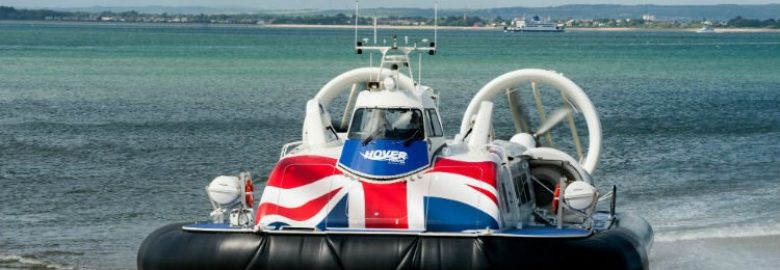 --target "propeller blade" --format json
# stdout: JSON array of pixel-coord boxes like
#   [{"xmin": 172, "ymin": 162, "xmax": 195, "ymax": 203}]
[
  {"xmin": 534, "ymin": 107, "xmax": 571, "ymax": 137},
  {"xmin": 531, "ymin": 81, "xmax": 553, "ymax": 146},
  {"xmin": 506, "ymin": 88, "xmax": 531, "ymax": 133},
  {"xmin": 560, "ymin": 91, "xmax": 584, "ymax": 161}
]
